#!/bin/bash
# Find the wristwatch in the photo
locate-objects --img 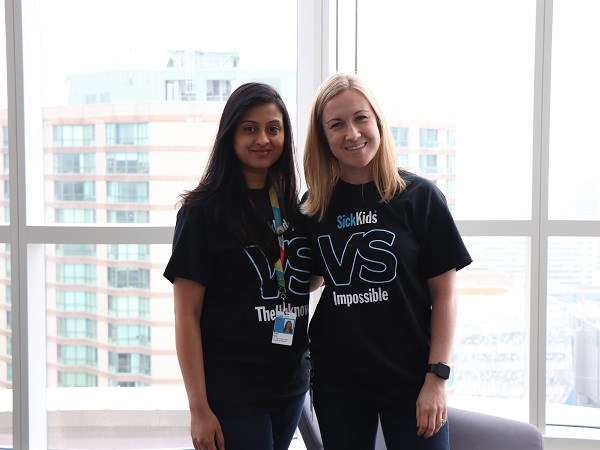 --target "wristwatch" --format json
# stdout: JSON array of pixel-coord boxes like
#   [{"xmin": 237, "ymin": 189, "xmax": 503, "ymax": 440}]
[{"xmin": 427, "ymin": 362, "xmax": 451, "ymax": 380}]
